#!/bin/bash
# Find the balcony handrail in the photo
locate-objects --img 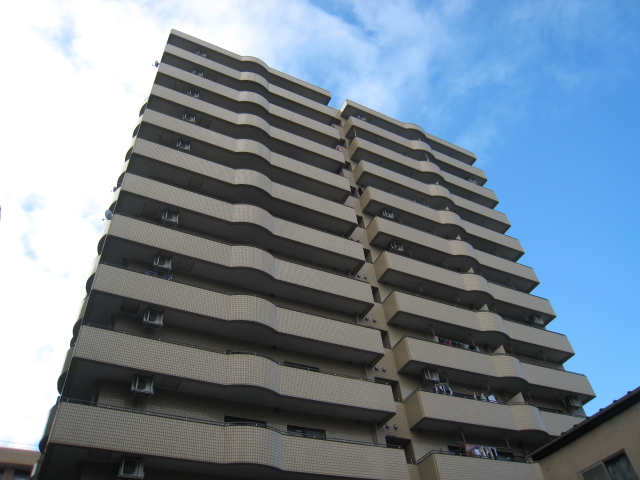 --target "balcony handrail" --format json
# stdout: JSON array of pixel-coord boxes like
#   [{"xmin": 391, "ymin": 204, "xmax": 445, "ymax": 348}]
[
  {"xmin": 168, "ymin": 42, "xmax": 331, "ymax": 103},
  {"xmin": 384, "ymin": 289, "xmax": 566, "ymax": 338},
  {"xmin": 160, "ymin": 56, "xmax": 333, "ymax": 122},
  {"xmin": 364, "ymin": 185, "xmax": 520, "ymax": 242},
  {"xmin": 96, "ymin": 261, "xmax": 378, "ymax": 331},
  {"xmin": 140, "ymin": 85, "xmax": 339, "ymax": 167},
  {"xmin": 119, "ymin": 170, "xmax": 356, "ymax": 245},
  {"xmin": 131, "ymin": 131, "xmax": 348, "ymax": 204},
  {"xmin": 152, "ymin": 68, "xmax": 335, "ymax": 142},
  {"xmin": 349, "ymin": 135, "xmax": 497, "ymax": 196},
  {"xmin": 83, "ymin": 322, "xmax": 383, "ymax": 385},
  {"xmin": 403, "ymin": 387, "xmax": 497, "ymax": 404},
  {"xmin": 107, "ymin": 211, "xmax": 367, "ymax": 283},
  {"xmin": 403, "ymin": 388, "xmax": 585, "ymax": 419},
  {"xmin": 394, "ymin": 334, "xmax": 585, "ymax": 377},
  {"xmin": 344, "ymin": 121, "xmax": 485, "ymax": 176},
  {"xmin": 371, "ymin": 215, "xmax": 534, "ymax": 272},
  {"xmin": 506, "ymin": 402, "xmax": 586, "ymax": 418},
  {"xmin": 58, "ymin": 397, "xmax": 401, "ymax": 449},
  {"xmin": 356, "ymin": 162, "xmax": 507, "ymax": 223},
  {"xmin": 143, "ymin": 103, "xmax": 340, "ymax": 160},
  {"xmin": 416, "ymin": 449, "xmax": 529, "ymax": 465},
  {"xmin": 492, "ymin": 352, "xmax": 586, "ymax": 376},
  {"xmin": 379, "ymin": 249, "xmax": 546, "ymax": 303}
]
